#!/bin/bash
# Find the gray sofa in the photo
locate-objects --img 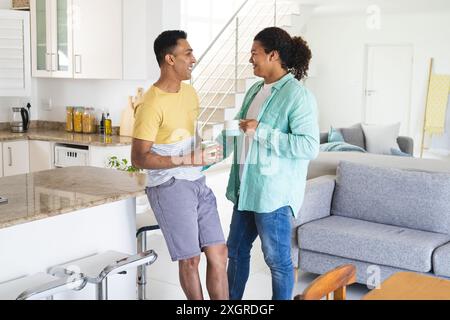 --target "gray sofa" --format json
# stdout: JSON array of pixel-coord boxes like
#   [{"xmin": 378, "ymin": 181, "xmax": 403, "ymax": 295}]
[
  {"xmin": 321, "ymin": 123, "xmax": 414, "ymax": 155},
  {"xmin": 307, "ymin": 151, "xmax": 450, "ymax": 180},
  {"xmin": 293, "ymin": 161, "xmax": 450, "ymax": 285}
]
